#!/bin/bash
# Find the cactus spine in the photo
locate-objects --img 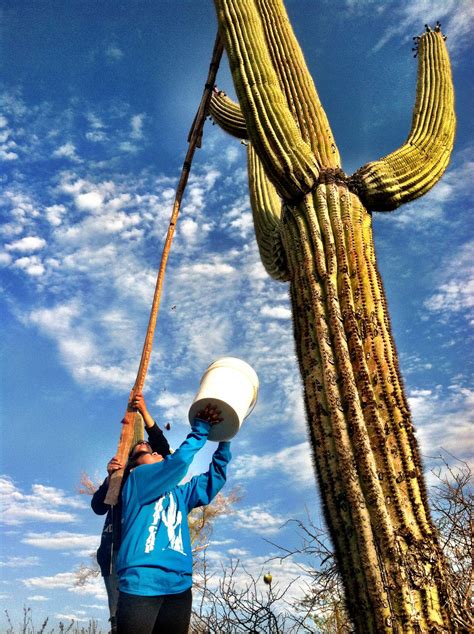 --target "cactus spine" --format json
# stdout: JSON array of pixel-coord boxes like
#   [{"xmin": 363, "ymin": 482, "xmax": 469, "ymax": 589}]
[{"xmin": 211, "ymin": 0, "xmax": 456, "ymax": 631}]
